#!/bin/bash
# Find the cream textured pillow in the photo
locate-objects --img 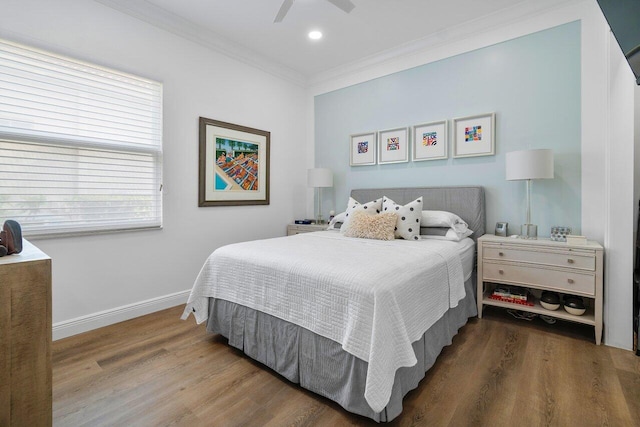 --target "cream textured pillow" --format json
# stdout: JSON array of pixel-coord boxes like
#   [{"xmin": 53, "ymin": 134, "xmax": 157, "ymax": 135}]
[
  {"xmin": 340, "ymin": 197, "xmax": 383, "ymax": 233},
  {"xmin": 343, "ymin": 211, "xmax": 397, "ymax": 240},
  {"xmin": 382, "ymin": 196, "xmax": 423, "ymax": 240}
]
